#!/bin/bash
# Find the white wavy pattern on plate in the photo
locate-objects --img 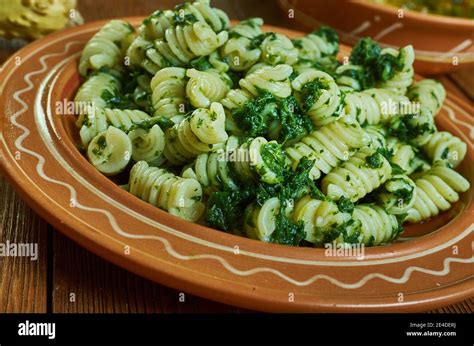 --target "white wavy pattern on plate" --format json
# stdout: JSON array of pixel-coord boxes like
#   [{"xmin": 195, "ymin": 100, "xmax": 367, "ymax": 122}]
[
  {"xmin": 444, "ymin": 103, "xmax": 474, "ymax": 140},
  {"xmin": 8, "ymin": 38, "xmax": 474, "ymax": 289}
]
